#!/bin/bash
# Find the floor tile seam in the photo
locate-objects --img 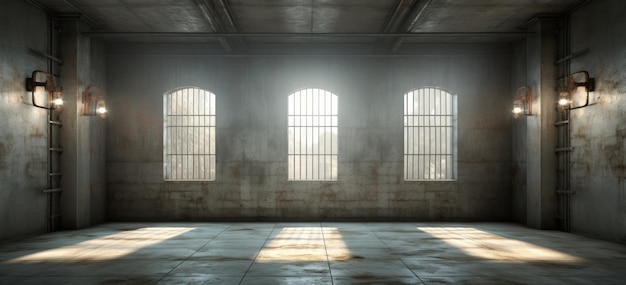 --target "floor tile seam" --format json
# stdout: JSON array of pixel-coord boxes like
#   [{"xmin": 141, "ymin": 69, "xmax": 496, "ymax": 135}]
[
  {"xmin": 363, "ymin": 224, "xmax": 426, "ymax": 285},
  {"xmin": 238, "ymin": 223, "xmax": 278, "ymax": 285},
  {"xmin": 157, "ymin": 224, "xmax": 233, "ymax": 284},
  {"xmin": 319, "ymin": 222, "xmax": 335, "ymax": 285}
]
